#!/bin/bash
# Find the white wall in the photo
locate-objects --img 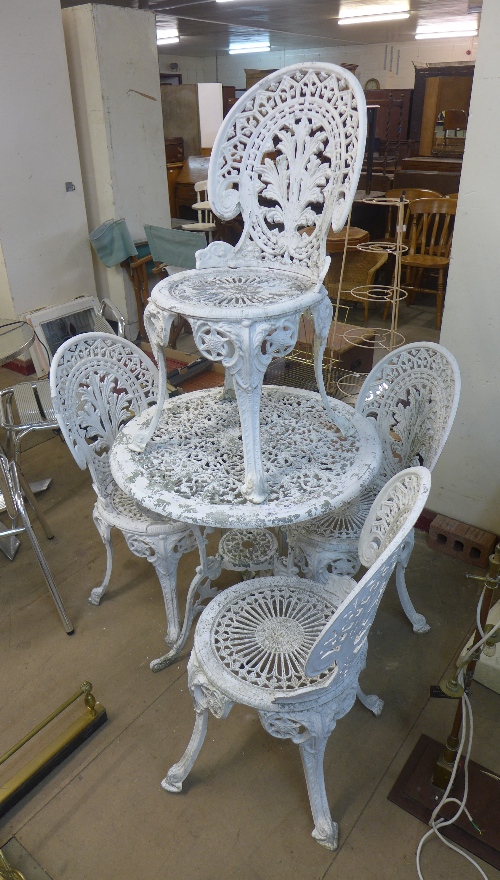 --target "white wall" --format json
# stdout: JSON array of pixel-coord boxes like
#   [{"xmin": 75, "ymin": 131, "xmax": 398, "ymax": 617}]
[
  {"xmin": 430, "ymin": 0, "xmax": 500, "ymax": 533},
  {"xmin": 178, "ymin": 35, "xmax": 478, "ymax": 90},
  {"xmin": 197, "ymin": 84, "xmax": 223, "ymax": 149},
  {"xmin": 158, "ymin": 53, "xmax": 217, "ymax": 84},
  {"xmin": 0, "ymin": 0, "xmax": 96, "ymax": 320},
  {"xmin": 63, "ymin": 4, "xmax": 171, "ymax": 337}
]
